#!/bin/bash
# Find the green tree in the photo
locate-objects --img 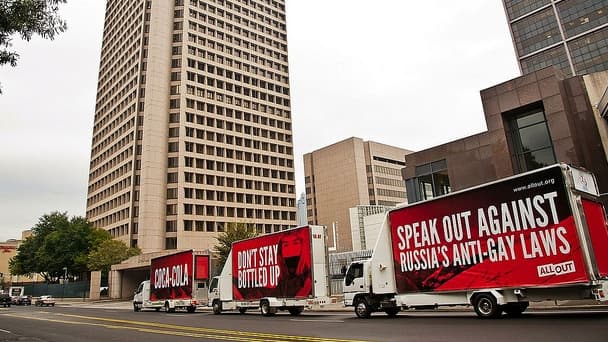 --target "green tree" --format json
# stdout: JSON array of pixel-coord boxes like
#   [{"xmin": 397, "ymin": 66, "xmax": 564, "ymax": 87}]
[
  {"xmin": 87, "ymin": 239, "xmax": 141, "ymax": 273},
  {"xmin": 0, "ymin": 0, "xmax": 68, "ymax": 92},
  {"xmin": 213, "ymin": 222, "xmax": 257, "ymax": 272},
  {"xmin": 9, "ymin": 211, "xmax": 111, "ymax": 283}
]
